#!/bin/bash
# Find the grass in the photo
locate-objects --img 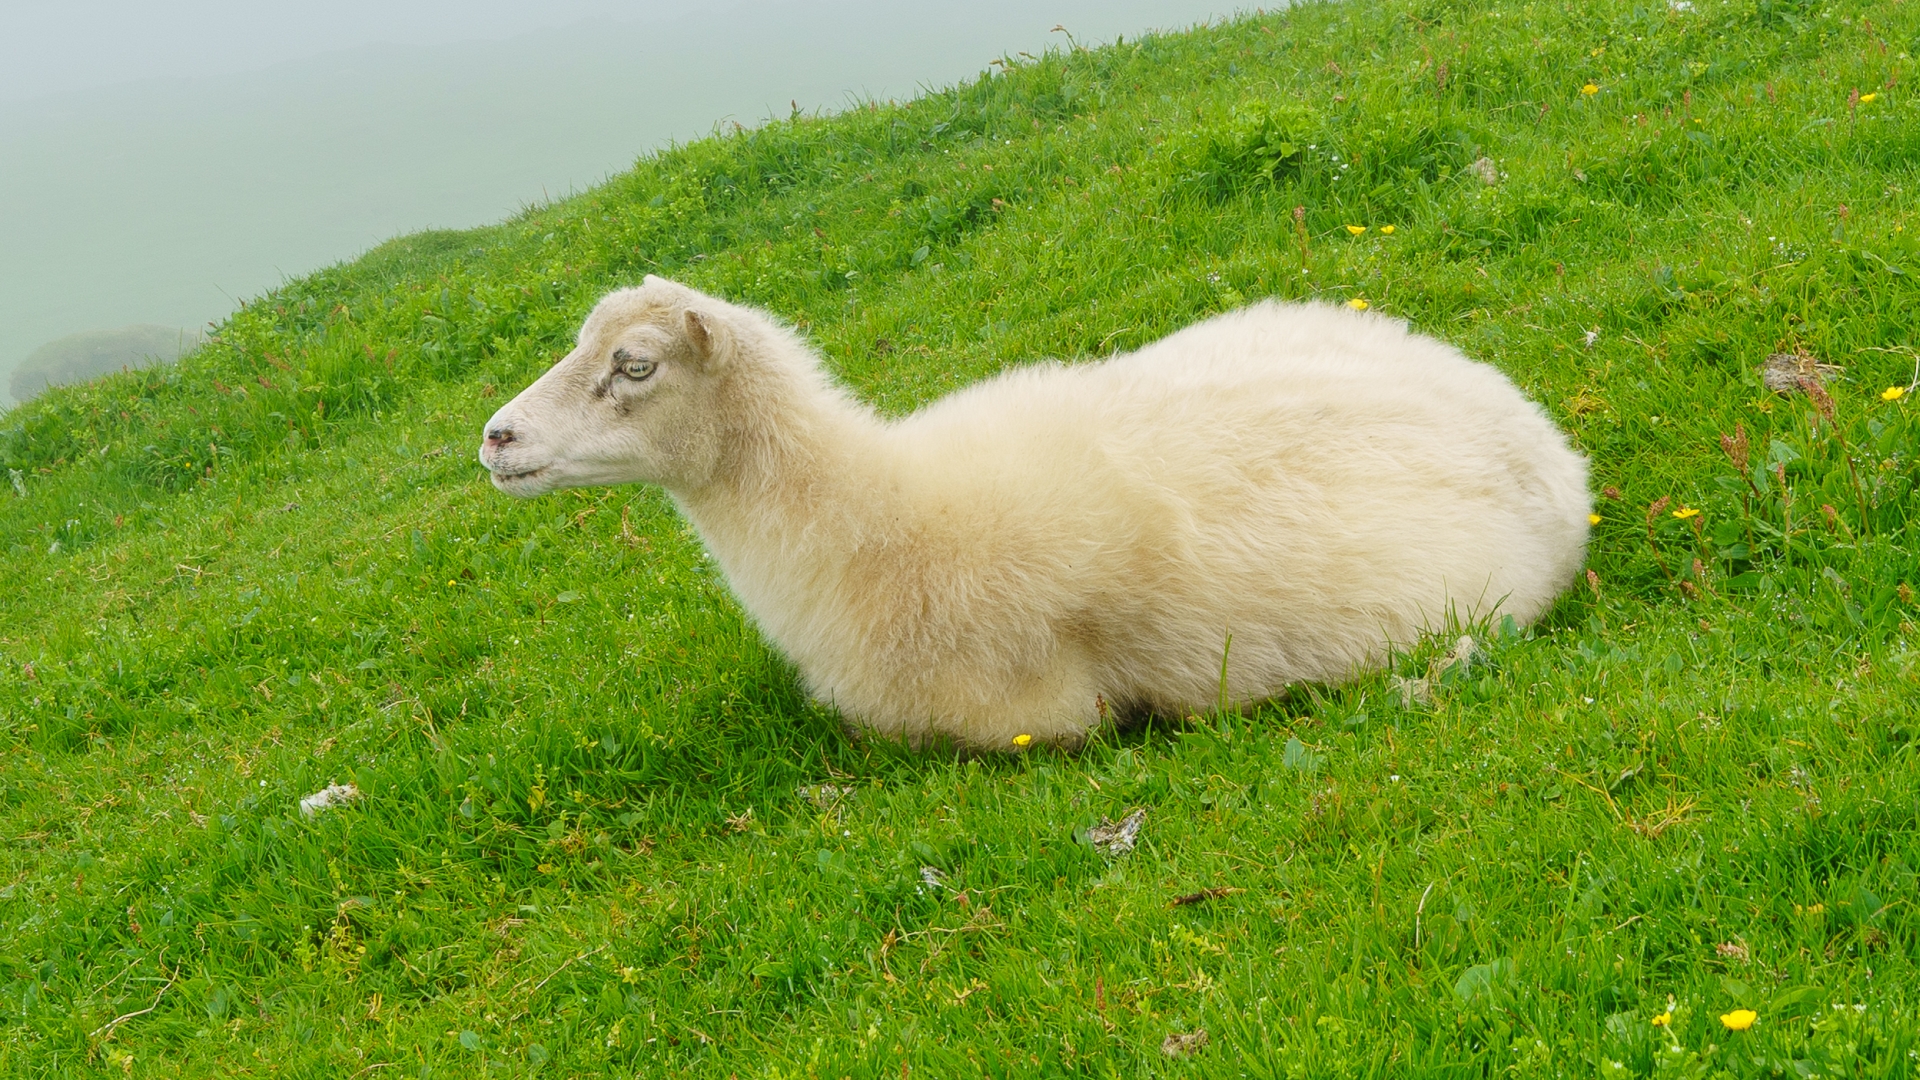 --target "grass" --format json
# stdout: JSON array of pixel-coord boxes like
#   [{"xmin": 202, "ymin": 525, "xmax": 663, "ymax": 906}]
[{"xmin": 3, "ymin": 0, "xmax": 1920, "ymax": 1075}]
